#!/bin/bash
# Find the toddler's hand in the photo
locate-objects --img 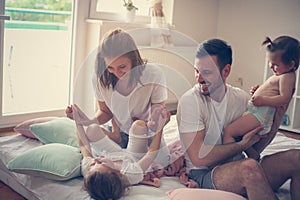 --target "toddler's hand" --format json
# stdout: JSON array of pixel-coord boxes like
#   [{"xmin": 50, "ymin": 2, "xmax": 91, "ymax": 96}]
[
  {"xmin": 251, "ymin": 95, "xmax": 264, "ymax": 106},
  {"xmin": 250, "ymin": 84, "xmax": 259, "ymax": 96},
  {"xmin": 65, "ymin": 105, "xmax": 73, "ymax": 120}
]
